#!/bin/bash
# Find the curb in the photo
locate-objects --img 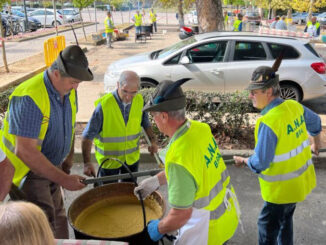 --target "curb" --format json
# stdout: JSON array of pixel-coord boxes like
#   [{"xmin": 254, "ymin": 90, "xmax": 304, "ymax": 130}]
[{"xmin": 7, "ymin": 23, "xmax": 96, "ymax": 43}]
